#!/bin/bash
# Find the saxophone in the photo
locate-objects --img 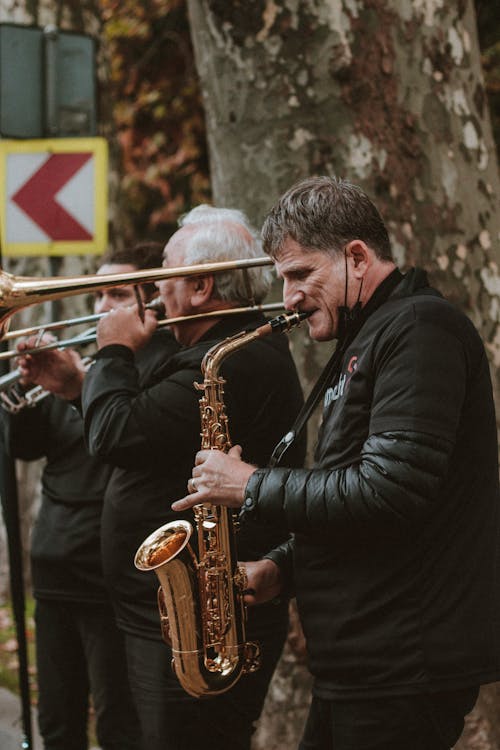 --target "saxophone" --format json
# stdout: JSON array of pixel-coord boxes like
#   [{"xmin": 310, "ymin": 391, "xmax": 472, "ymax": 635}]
[{"xmin": 134, "ymin": 311, "xmax": 307, "ymax": 698}]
